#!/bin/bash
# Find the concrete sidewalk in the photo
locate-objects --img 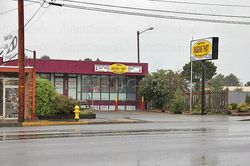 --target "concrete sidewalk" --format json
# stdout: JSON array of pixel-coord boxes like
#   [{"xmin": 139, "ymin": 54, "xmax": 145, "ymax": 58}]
[
  {"xmin": 2, "ymin": 110, "xmax": 250, "ymax": 127},
  {"xmin": 0, "ymin": 117, "xmax": 144, "ymax": 127}
]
